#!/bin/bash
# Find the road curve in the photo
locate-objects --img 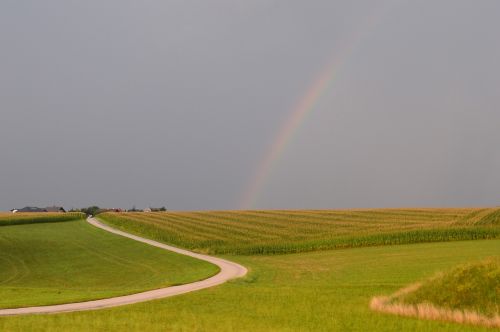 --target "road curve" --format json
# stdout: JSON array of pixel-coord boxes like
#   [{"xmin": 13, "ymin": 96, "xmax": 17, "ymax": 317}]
[{"xmin": 0, "ymin": 217, "xmax": 247, "ymax": 316}]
